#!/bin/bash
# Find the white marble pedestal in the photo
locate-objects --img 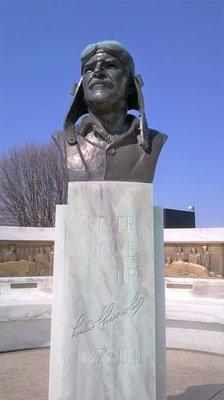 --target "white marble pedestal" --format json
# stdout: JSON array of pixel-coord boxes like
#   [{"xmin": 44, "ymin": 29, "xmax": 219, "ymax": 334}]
[{"xmin": 49, "ymin": 182, "xmax": 166, "ymax": 400}]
